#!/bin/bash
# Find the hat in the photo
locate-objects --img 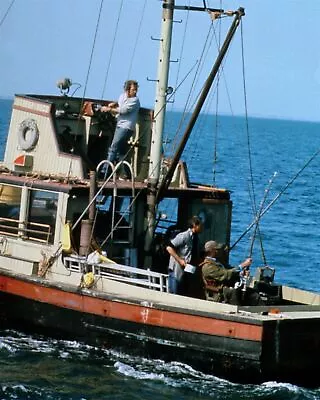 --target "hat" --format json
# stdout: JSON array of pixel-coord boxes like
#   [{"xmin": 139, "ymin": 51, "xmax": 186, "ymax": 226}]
[{"xmin": 204, "ymin": 240, "xmax": 223, "ymax": 252}]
